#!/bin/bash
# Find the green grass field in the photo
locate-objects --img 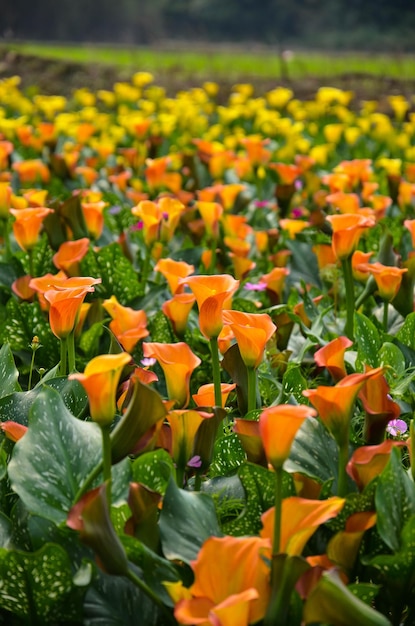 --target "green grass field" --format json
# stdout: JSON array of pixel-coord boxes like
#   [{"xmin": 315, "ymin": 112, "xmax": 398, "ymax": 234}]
[{"xmin": 6, "ymin": 41, "xmax": 415, "ymax": 81}]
